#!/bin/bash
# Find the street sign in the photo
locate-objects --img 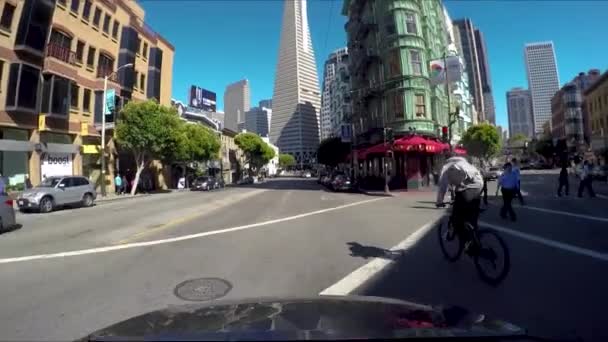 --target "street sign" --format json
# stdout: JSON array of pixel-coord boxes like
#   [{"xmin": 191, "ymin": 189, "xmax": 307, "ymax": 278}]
[{"xmin": 105, "ymin": 89, "xmax": 115, "ymax": 115}]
